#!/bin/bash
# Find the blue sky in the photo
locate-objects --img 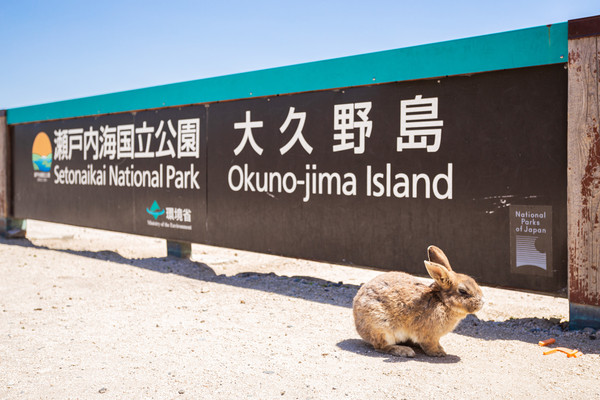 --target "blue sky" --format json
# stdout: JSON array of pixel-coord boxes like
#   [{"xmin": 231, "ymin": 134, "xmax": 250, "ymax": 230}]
[{"xmin": 1, "ymin": 0, "xmax": 598, "ymax": 109}]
